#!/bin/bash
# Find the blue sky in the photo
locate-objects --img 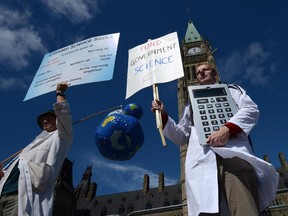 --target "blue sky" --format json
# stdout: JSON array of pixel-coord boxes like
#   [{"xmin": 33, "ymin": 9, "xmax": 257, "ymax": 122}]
[{"xmin": 1, "ymin": 0, "xmax": 288, "ymax": 196}]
